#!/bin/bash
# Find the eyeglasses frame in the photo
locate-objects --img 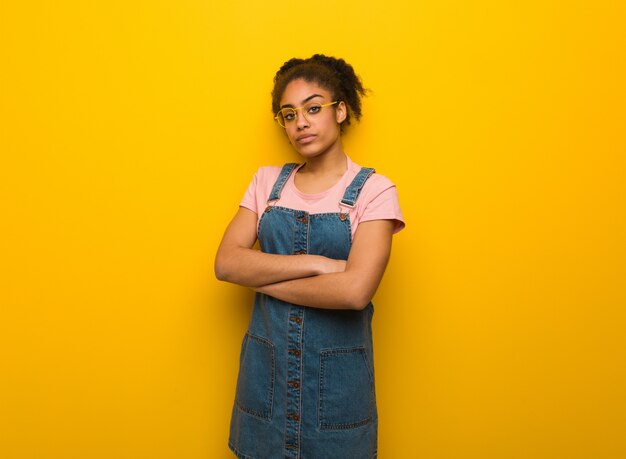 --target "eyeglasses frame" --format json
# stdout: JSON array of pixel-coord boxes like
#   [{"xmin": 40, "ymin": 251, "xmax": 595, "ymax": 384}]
[{"xmin": 274, "ymin": 101, "xmax": 339, "ymax": 128}]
